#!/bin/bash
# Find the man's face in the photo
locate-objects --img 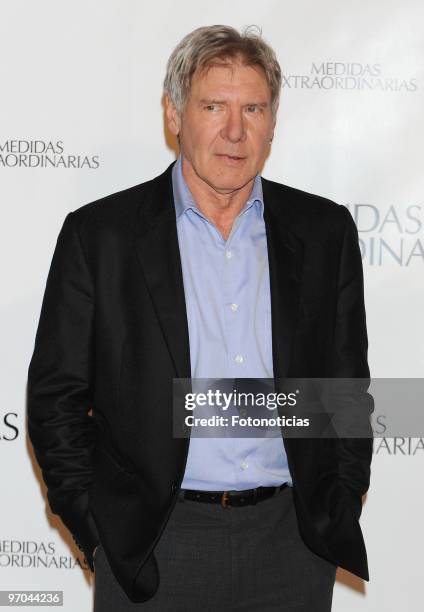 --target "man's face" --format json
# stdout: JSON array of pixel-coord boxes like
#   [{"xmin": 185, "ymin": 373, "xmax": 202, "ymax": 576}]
[{"xmin": 166, "ymin": 60, "xmax": 276, "ymax": 194}]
